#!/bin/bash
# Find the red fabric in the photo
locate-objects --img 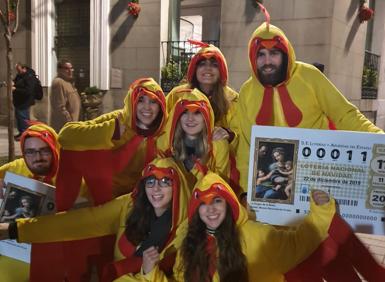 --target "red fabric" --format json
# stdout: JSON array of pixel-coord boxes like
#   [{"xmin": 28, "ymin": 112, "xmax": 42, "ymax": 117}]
[
  {"xmin": 257, "ymin": 2, "xmax": 270, "ymax": 29},
  {"xmin": 277, "ymin": 85, "xmax": 302, "ymax": 127},
  {"xmin": 285, "ymin": 214, "xmax": 385, "ymax": 282},
  {"xmin": 30, "ymin": 236, "xmax": 115, "ymax": 282},
  {"xmin": 207, "ymin": 235, "xmax": 217, "ymax": 280},
  {"xmin": 255, "ymin": 87, "xmax": 274, "ymax": 125},
  {"xmin": 328, "ymin": 118, "xmax": 337, "ymax": 130},
  {"xmin": 254, "ymin": 86, "xmax": 303, "ymax": 127},
  {"xmin": 56, "ymin": 149, "xmax": 115, "ymax": 211}
]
